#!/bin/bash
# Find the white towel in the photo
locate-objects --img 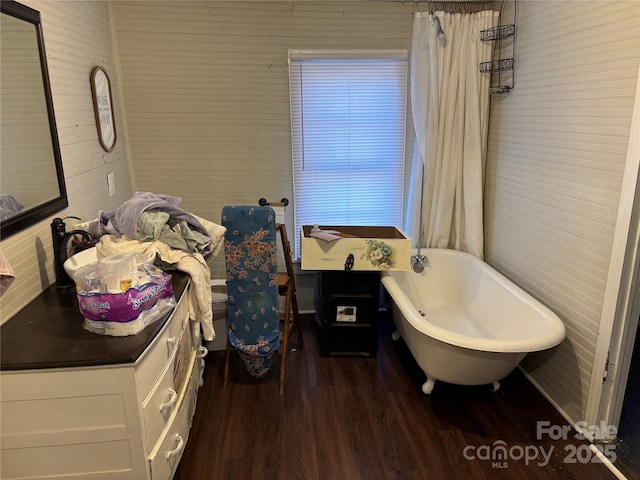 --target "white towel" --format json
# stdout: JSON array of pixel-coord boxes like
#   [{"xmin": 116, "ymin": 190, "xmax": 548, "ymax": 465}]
[
  {"xmin": 0, "ymin": 247, "xmax": 15, "ymax": 296},
  {"xmin": 271, "ymin": 205, "xmax": 285, "ymax": 225}
]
